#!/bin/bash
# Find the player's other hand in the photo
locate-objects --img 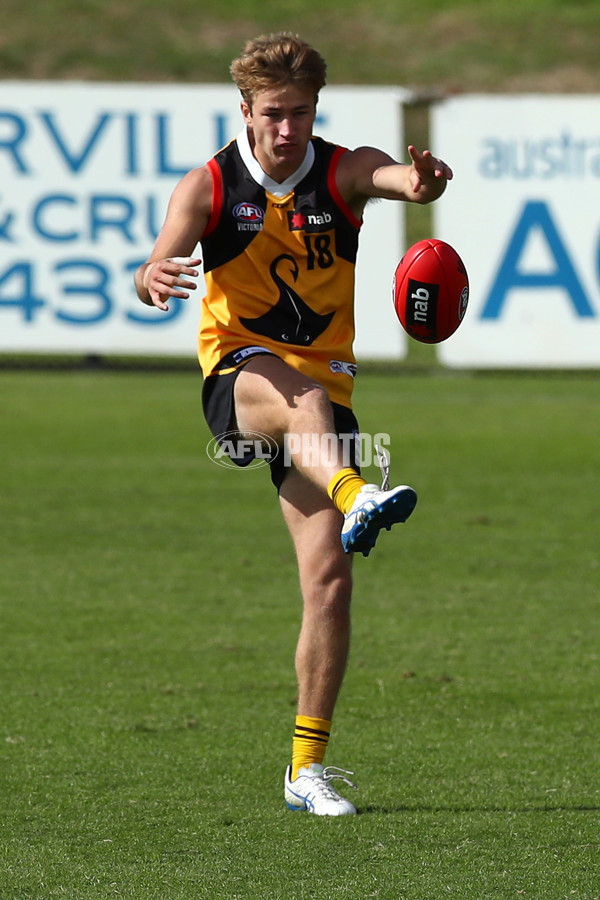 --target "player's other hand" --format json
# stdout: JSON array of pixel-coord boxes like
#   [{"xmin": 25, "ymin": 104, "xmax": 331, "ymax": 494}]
[
  {"xmin": 407, "ymin": 145, "xmax": 453, "ymax": 193},
  {"xmin": 143, "ymin": 257, "xmax": 202, "ymax": 310}
]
